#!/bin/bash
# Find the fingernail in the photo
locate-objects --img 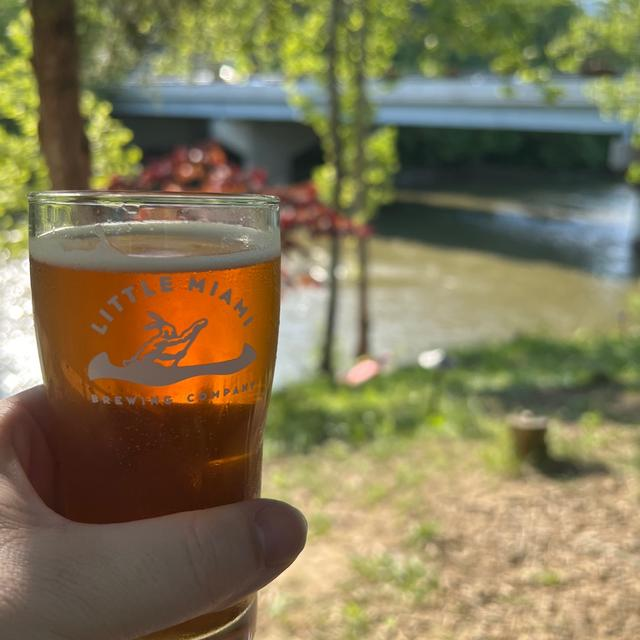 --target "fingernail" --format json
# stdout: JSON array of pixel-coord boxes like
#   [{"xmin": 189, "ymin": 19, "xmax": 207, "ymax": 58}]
[{"xmin": 254, "ymin": 501, "xmax": 307, "ymax": 569}]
